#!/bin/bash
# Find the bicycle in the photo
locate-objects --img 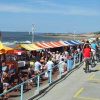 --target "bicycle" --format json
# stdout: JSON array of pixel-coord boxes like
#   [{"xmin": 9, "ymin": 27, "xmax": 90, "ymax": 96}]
[{"xmin": 84, "ymin": 58, "xmax": 91, "ymax": 73}]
